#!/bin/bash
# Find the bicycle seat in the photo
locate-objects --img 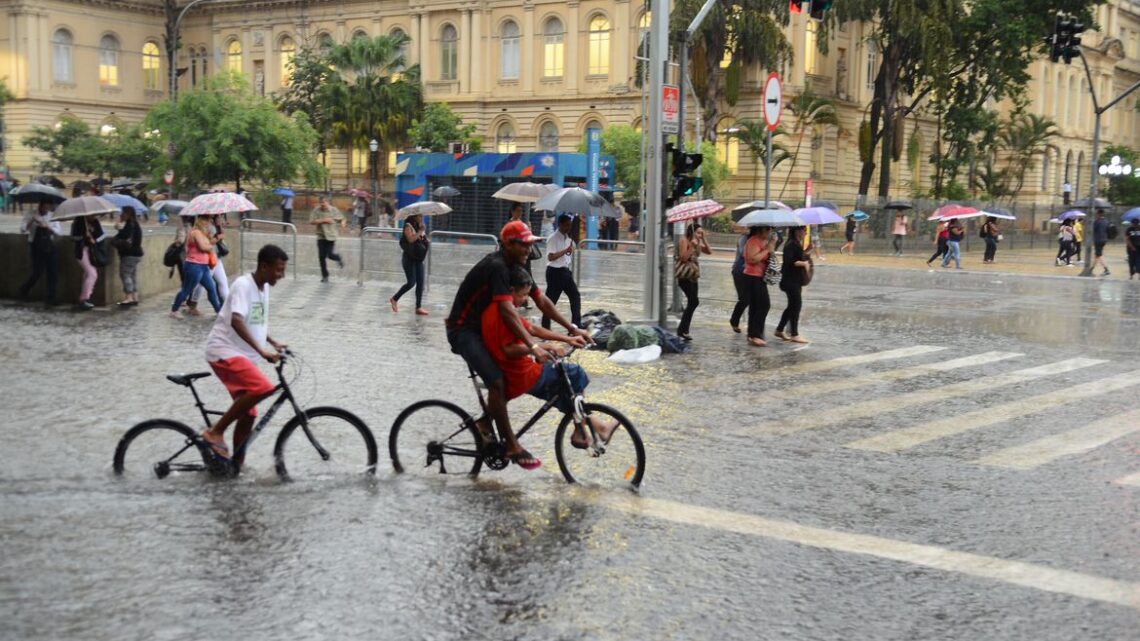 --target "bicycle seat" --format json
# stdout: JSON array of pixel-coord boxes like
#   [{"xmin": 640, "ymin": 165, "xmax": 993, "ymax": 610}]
[{"xmin": 166, "ymin": 372, "xmax": 212, "ymax": 387}]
